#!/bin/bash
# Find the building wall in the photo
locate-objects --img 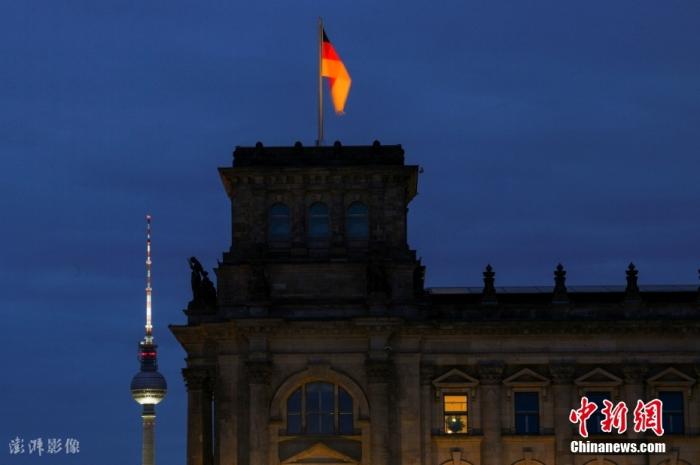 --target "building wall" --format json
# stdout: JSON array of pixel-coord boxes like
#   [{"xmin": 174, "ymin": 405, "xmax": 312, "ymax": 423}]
[{"xmin": 174, "ymin": 322, "xmax": 700, "ymax": 465}]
